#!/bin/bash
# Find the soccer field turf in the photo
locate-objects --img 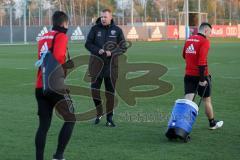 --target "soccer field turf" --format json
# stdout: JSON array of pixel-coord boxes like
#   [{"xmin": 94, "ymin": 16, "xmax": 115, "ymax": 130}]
[{"xmin": 0, "ymin": 39, "xmax": 240, "ymax": 160}]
